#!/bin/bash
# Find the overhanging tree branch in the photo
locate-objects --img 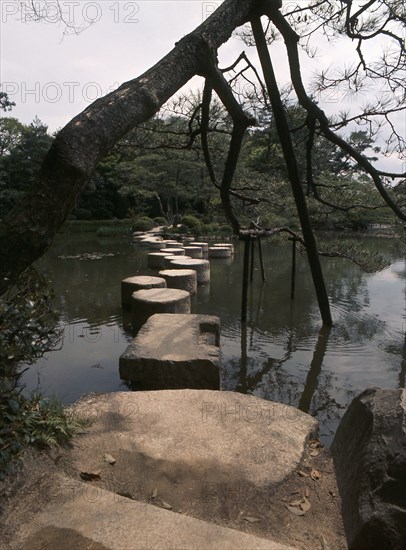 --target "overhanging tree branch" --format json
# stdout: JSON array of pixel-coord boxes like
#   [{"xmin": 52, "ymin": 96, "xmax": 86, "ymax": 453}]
[{"xmin": 0, "ymin": 0, "xmax": 277, "ymax": 293}]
